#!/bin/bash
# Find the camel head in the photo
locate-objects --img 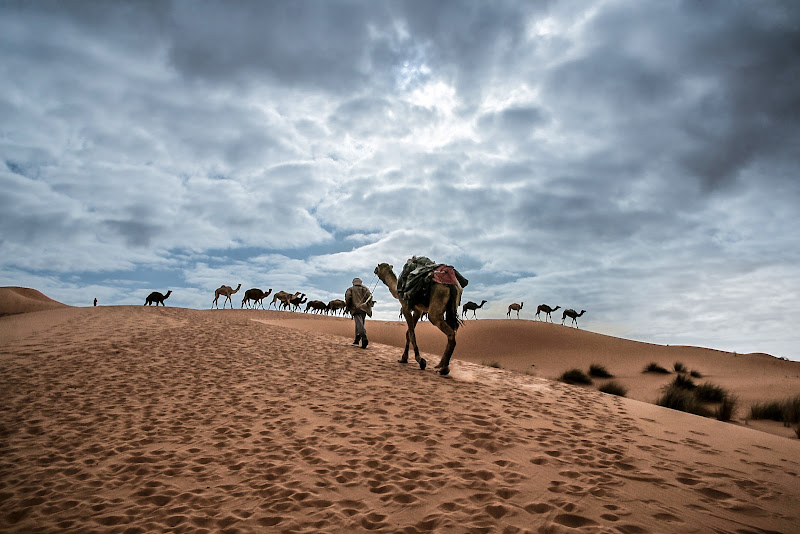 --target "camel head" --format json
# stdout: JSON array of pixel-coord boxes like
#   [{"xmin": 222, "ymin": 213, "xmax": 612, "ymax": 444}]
[
  {"xmin": 374, "ymin": 263, "xmax": 394, "ymax": 279},
  {"xmin": 164, "ymin": 290, "xmax": 172, "ymax": 298}
]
